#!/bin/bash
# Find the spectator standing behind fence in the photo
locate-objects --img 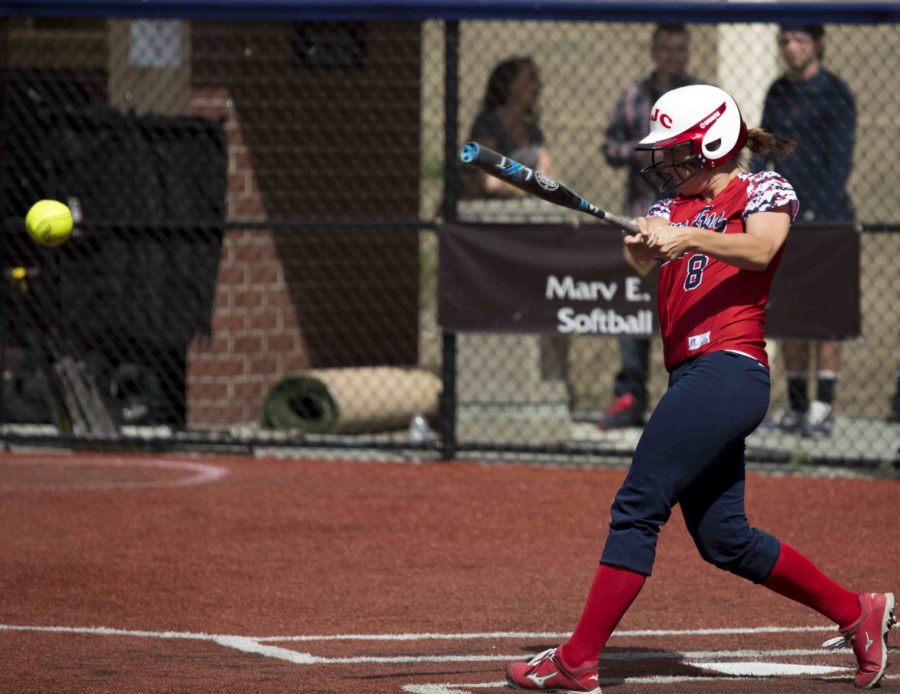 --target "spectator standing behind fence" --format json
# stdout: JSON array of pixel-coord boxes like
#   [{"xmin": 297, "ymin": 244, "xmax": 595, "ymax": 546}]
[
  {"xmin": 462, "ymin": 56, "xmax": 552, "ymax": 199},
  {"xmin": 890, "ymin": 366, "xmax": 900, "ymax": 424},
  {"xmin": 505, "ymin": 83, "xmax": 895, "ymax": 694},
  {"xmin": 462, "ymin": 57, "xmax": 572, "ymax": 398},
  {"xmin": 752, "ymin": 24, "xmax": 856, "ymax": 437},
  {"xmin": 598, "ymin": 23, "xmax": 697, "ymax": 429}
]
